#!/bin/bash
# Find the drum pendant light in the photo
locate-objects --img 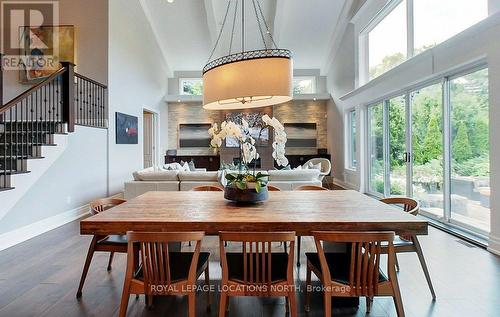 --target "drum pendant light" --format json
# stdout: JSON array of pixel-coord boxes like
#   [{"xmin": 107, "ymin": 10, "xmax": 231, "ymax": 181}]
[{"xmin": 202, "ymin": 0, "xmax": 293, "ymax": 110}]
